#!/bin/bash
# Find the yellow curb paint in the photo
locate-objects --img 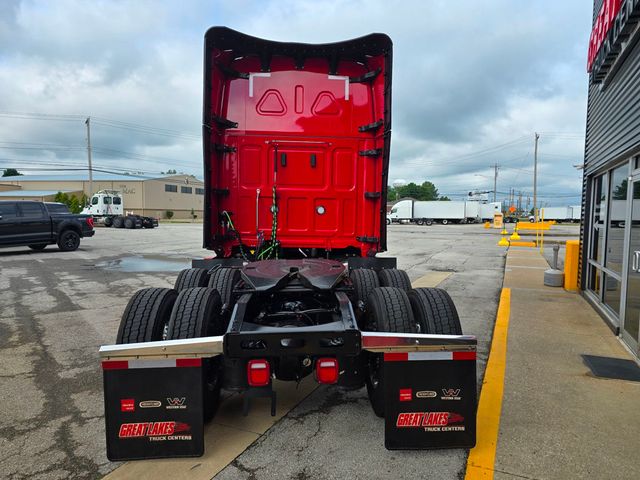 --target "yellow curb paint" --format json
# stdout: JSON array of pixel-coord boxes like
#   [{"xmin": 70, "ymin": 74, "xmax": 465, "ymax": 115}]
[{"xmin": 464, "ymin": 288, "xmax": 511, "ymax": 480}]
